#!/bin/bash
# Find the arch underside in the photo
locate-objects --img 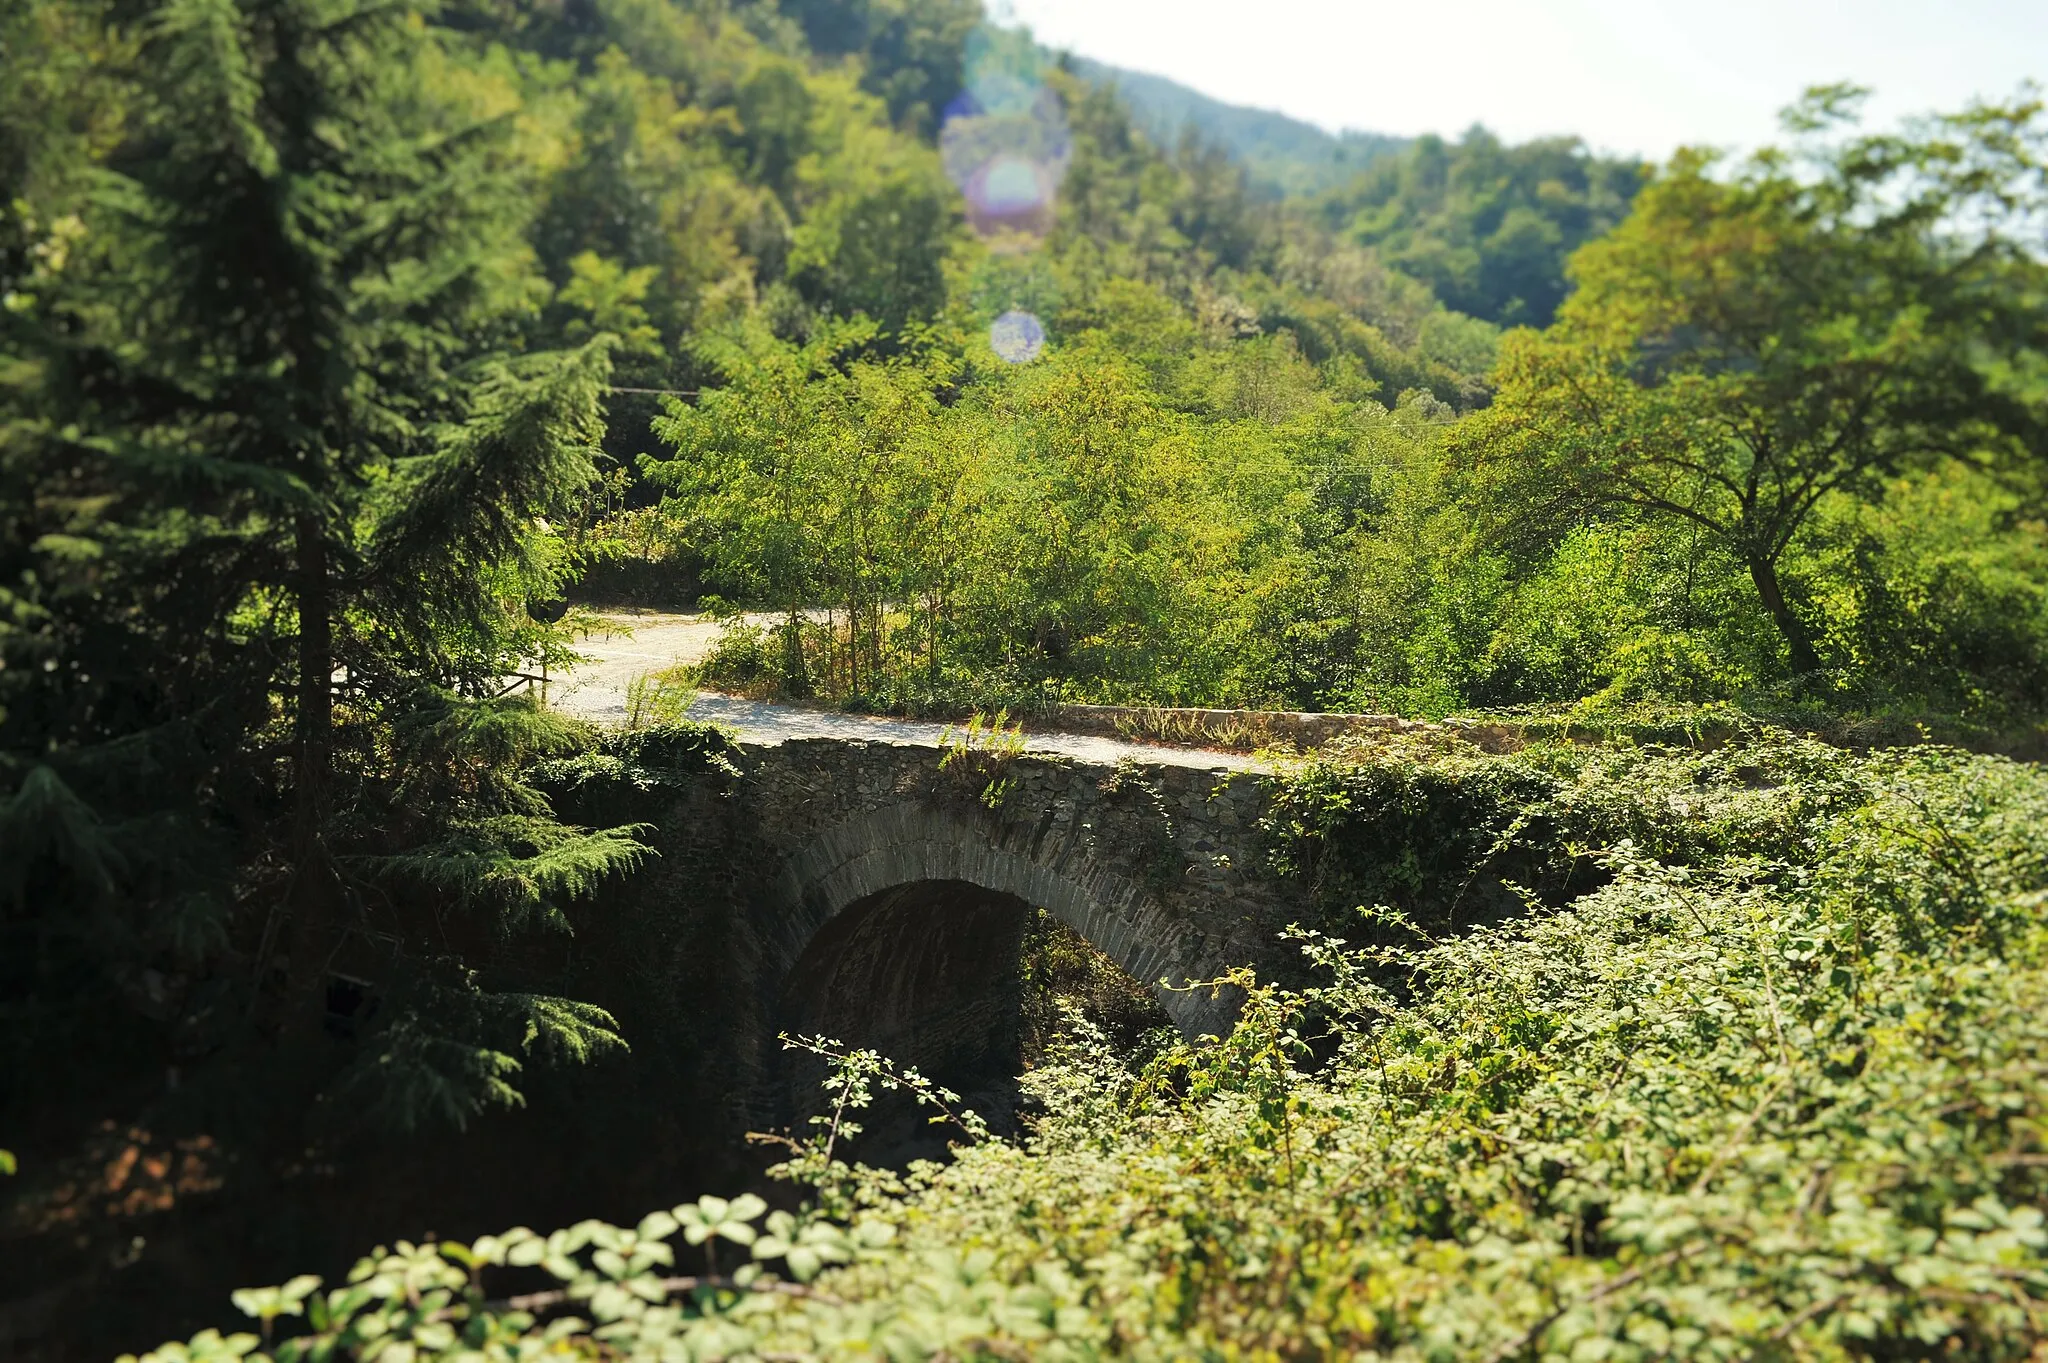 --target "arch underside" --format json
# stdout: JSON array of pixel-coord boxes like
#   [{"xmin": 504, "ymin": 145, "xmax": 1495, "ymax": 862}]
[
  {"xmin": 767, "ymin": 801, "xmax": 1232, "ymax": 1043},
  {"xmin": 779, "ymin": 878, "xmax": 1034, "ymax": 1112}
]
